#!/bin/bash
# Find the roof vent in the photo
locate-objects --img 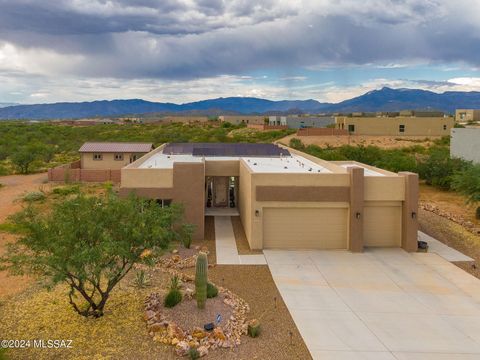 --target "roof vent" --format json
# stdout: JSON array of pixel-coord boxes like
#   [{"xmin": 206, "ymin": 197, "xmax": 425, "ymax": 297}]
[
  {"xmin": 253, "ymin": 162, "xmax": 257, "ymax": 166},
  {"xmin": 284, "ymin": 166, "xmax": 288, "ymax": 169}
]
